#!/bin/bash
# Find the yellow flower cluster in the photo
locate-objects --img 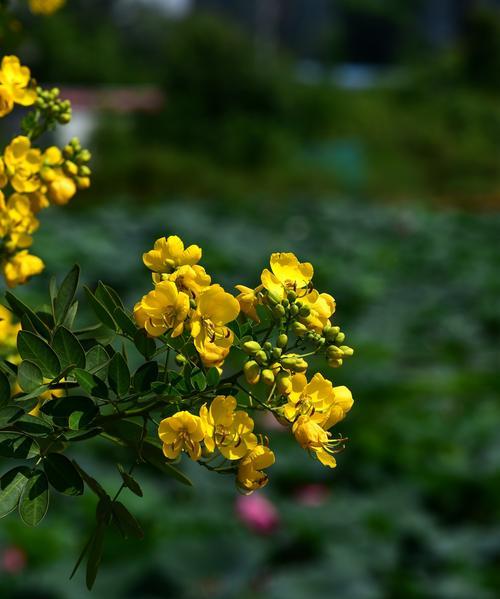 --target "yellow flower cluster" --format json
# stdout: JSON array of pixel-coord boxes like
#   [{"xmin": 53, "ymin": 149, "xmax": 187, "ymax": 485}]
[
  {"xmin": 158, "ymin": 396, "xmax": 275, "ymax": 493},
  {"xmin": 237, "ymin": 252, "xmax": 355, "ymax": 468},
  {"xmin": 135, "ymin": 235, "xmax": 240, "ymax": 369},
  {"xmin": 0, "ymin": 56, "xmax": 37, "ymax": 118},
  {"xmin": 141, "ymin": 237, "xmax": 353, "ymax": 490},
  {"xmin": 0, "ymin": 56, "xmax": 91, "ymax": 287},
  {"xmin": 28, "ymin": 0, "xmax": 65, "ymax": 15}
]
